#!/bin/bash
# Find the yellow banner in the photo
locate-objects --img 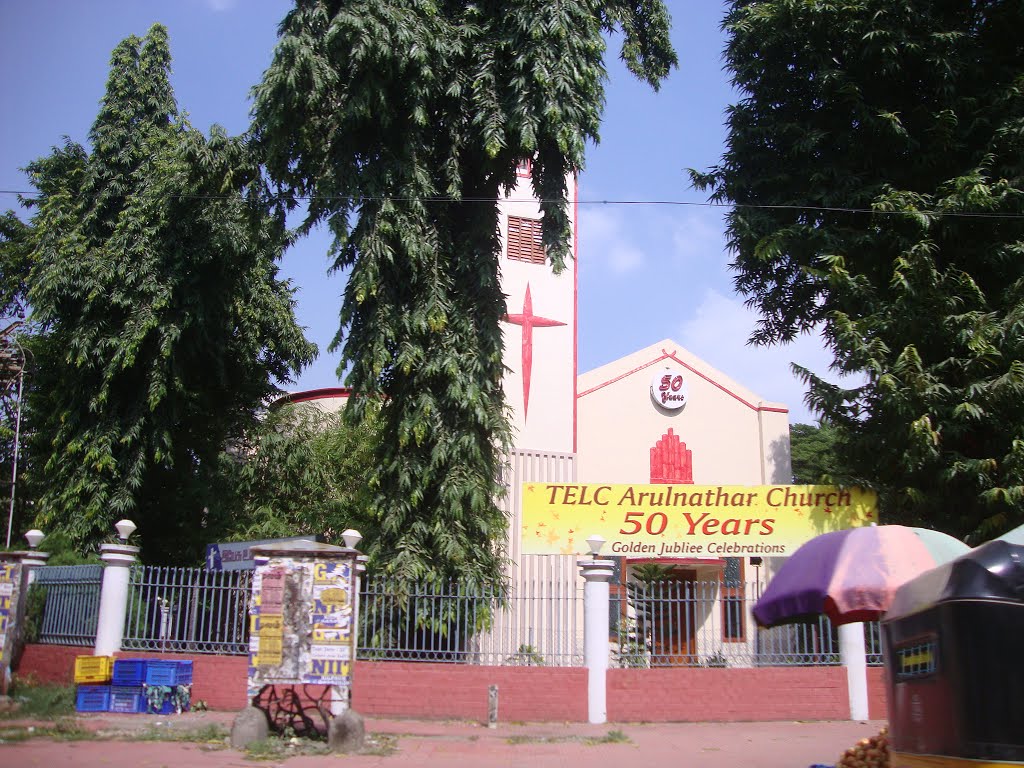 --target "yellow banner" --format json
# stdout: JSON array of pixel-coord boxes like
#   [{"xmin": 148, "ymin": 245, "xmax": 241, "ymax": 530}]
[{"xmin": 521, "ymin": 483, "xmax": 877, "ymax": 558}]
